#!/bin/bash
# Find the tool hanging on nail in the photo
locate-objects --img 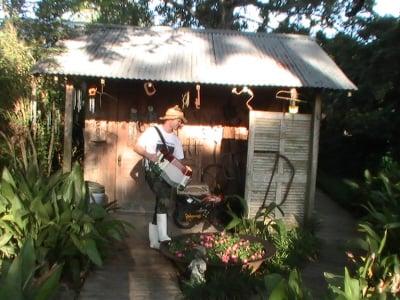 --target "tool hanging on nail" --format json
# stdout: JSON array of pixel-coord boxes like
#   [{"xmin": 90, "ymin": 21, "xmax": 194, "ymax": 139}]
[
  {"xmin": 88, "ymin": 85, "xmax": 97, "ymax": 114},
  {"xmin": 144, "ymin": 82, "xmax": 156, "ymax": 96},
  {"xmin": 275, "ymin": 88, "xmax": 306, "ymax": 114},
  {"xmin": 195, "ymin": 84, "xmax": 201, "ymax": 109},
  {"xmin": 182, "ymin": 91, "xmax": 190, "ymax": 109},
  {"xmin": 232, "ymin": 86, "xmax": 254, "ymax": 110}
]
